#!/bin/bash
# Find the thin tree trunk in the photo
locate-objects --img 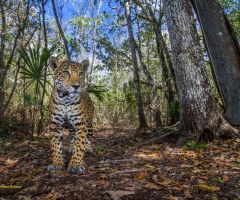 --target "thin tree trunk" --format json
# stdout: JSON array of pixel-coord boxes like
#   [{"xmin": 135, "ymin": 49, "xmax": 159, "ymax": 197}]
[
  {"xmin": 0, "ymin": 0, "xmax": 30, "ymax": 124},
  {"xmin": 89, "ymin": 22, "xmax": 97, "ymax": 84},
  {"xmin": 134, "ymin": 7, "xmax": 163, "ymax": 127},
  {"xmin": 38, "ymin": 0, "xmax": 48, "ymax": 134},
  {"xmin": 191, "ymin": 0, "xmax": 240, "ymax": 126},
  {"xmin": 124, "ymin": 0, "xmax": 148, "ymax": 129},
  {"xmin": 0, "ymin": 0, "xmax": 6, "ymax": 123},
  {"xmin": 51, "ymin": 0, "xmax": 71, "ymax": 61},
  {"xmin": 147, "ymin": 5, "xmax": 177, "ymax": 124},
  {"xmin": 2, "ymin": 27, "xmax": 37, "ymax": 116},
  {"xmin": 163, "ymin": 0, "xmax": 239, "ymax": 143}
]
